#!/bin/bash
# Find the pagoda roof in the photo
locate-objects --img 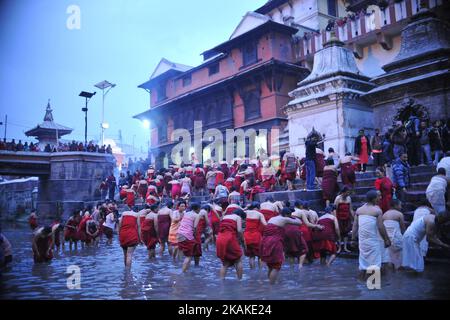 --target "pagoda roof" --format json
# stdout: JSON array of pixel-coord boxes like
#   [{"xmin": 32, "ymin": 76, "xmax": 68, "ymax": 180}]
[{"xmin": 25, "ymin": 100, "xmax": 73, "ymax": 137}]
